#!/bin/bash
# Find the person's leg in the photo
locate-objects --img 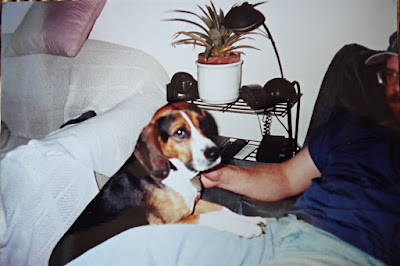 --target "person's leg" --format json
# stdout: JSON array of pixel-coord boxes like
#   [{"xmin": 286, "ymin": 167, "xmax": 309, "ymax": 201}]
[
  {"xmin": 67, "ymin": 224, "xmax": 271, "ymax": 266},
  {"xmin": 1, "ymin": 138, "xmax": 99, "ymax": 266},
  {"xmin": 201, "ymin": 186, "xmax": 244, "ymax": 213},
  {"xmin": 67, "ymin": 215, "xmax": 384, "ymax": 266},
  {"xmin": 264, "ymin": 215, "xmax": 385, "ymax": 266},
  {"xmin": 201, "ymin": 187, "xmax": 298, "ymax": 218}
]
